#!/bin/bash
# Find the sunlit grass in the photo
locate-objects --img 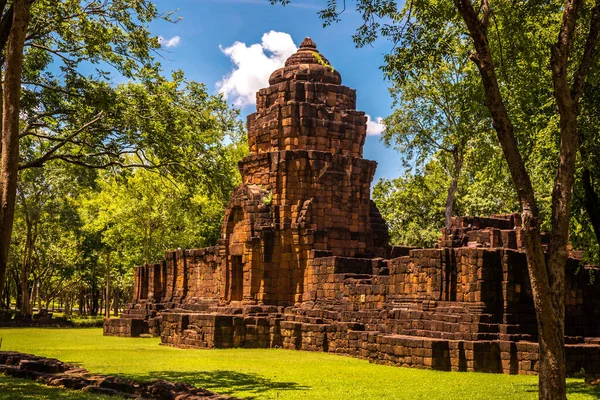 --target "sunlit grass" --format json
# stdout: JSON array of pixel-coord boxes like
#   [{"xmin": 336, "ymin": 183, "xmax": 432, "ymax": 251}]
[
  {"xmin": 0, "ymin": 375, "xmax": 114, "ymax": 400},
  {"xmin": 0, "ymin": 328, "xmax": 598, "ymax": 399}
]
